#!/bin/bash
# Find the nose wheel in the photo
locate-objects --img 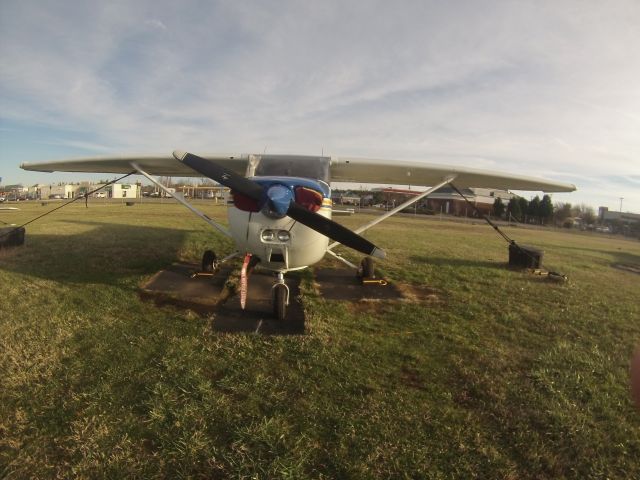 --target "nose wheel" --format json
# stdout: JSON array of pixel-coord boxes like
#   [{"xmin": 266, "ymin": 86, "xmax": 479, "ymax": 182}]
[
  {"xmin": 201, "ymin": 250, "xmax": 218, "ymax": 272},
  {"xmin": 272, "ymin": 273, "xmax": 290, "ymax": 321}
]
